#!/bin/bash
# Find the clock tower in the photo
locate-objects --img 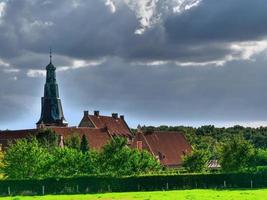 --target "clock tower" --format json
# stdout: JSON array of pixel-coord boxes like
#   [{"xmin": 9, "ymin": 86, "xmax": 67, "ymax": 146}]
[{"xmin": 36, "ymin": 51, "xmax": 68, "ymax": 128}]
